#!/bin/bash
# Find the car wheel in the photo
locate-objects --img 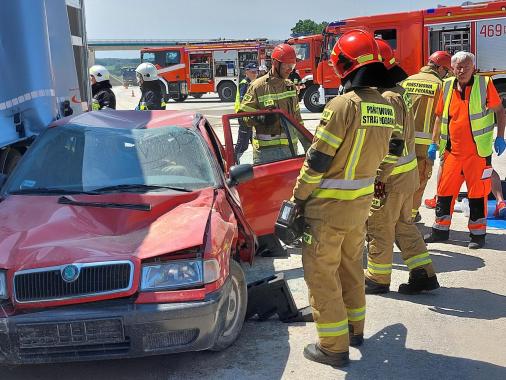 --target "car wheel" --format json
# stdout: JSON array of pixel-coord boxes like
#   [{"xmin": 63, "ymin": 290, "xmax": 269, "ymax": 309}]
[
  {"xmin": 303, "ymin": 84, "xmax": 324, "ymax": 113},
  {"xmin": 210, "ymin": 259, "xmax": 247, "ymax": 351},
  {"xmin": 218, "ymin": 81, "xmax": 237, "ymax": 102}
]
